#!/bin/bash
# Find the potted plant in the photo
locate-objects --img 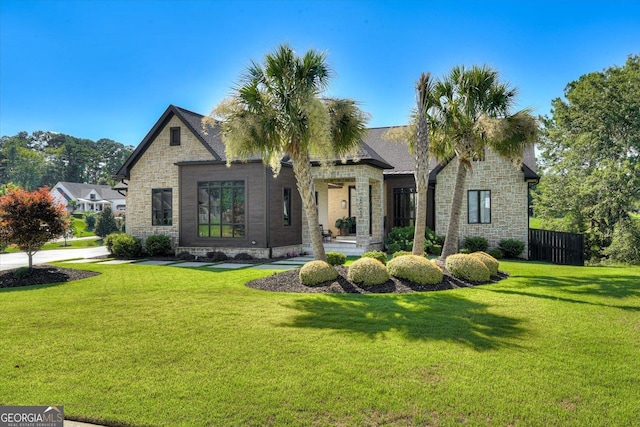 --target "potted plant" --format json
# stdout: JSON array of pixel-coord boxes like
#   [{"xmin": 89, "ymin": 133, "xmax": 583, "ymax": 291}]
[{"xmin": 335, "ymin": 216, "xmax": 356, "ymax": 236}]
